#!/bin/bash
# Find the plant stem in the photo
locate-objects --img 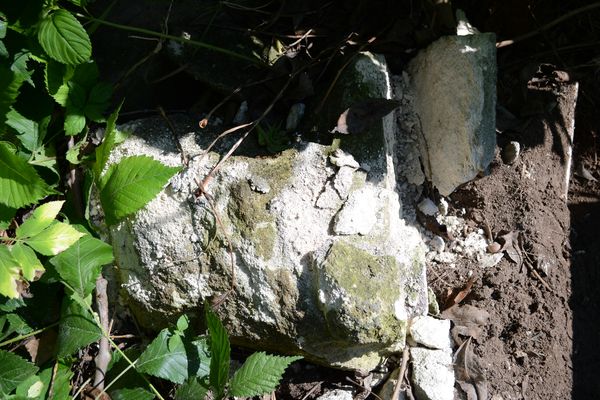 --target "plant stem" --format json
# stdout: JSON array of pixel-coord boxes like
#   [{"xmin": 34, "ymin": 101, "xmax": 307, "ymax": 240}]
[
  {"xmin": 0, "ymin": 321, "xmax": 60, "ymax": 347},
  {"xmin": 77, "ymin": 14, "xmax": 266, "ymax": 66}
]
